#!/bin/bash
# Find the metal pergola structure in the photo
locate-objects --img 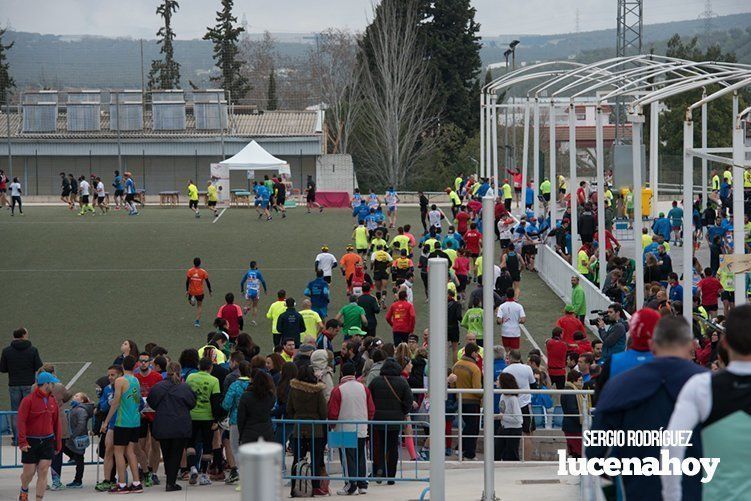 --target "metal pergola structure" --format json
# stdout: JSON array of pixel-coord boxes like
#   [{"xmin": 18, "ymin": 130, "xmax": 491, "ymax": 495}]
[{"xmin": 480, "ymin": 55, "xmax": 751, "ymax": 325}]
